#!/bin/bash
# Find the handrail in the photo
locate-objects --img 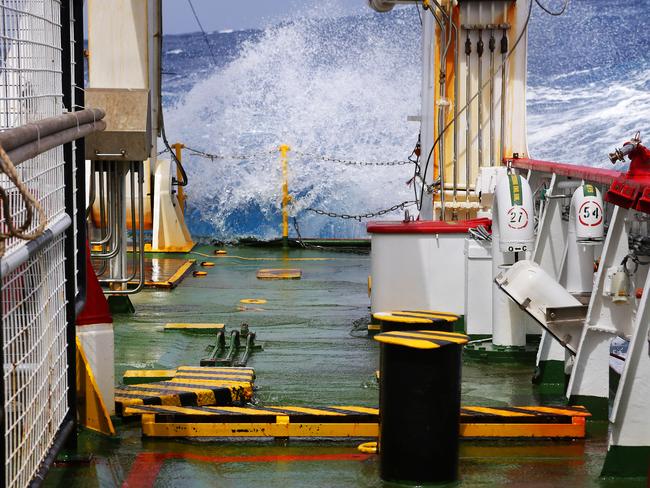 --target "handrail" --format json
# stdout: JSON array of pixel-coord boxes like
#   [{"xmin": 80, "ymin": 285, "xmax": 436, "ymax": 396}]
[{"xmin": 509, "ymin": 157, "xmax": 620, "ymax": 185}]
